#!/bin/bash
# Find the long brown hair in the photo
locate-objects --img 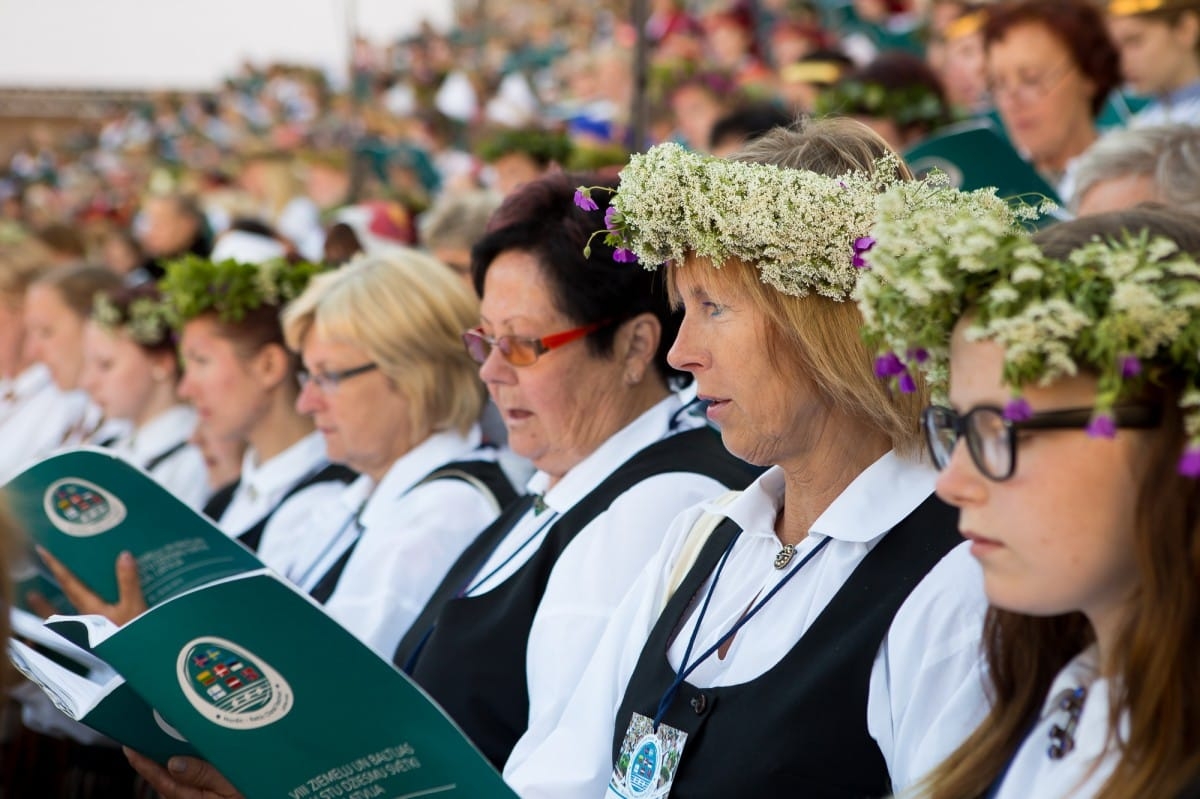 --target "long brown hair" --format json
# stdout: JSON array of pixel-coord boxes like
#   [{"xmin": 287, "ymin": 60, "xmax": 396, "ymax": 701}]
[{"xmin": 920, "ymin": 206, "xmax": 1200, "ymax": 799}]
